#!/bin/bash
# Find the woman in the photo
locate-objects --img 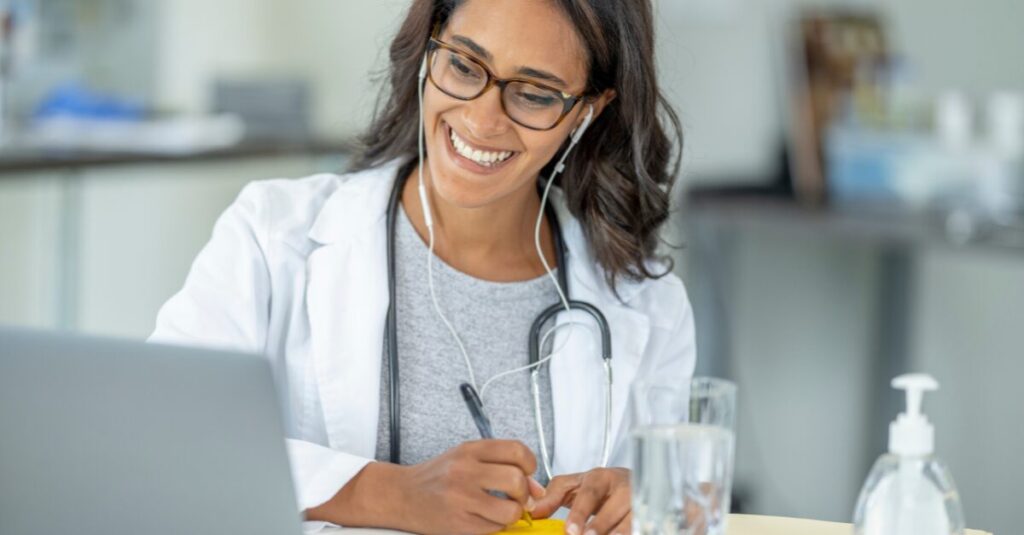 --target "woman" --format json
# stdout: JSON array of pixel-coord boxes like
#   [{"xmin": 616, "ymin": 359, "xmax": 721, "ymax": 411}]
[{"xmin": 151, "ymin": 0, "xmax": 694, "ymax": 534}]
